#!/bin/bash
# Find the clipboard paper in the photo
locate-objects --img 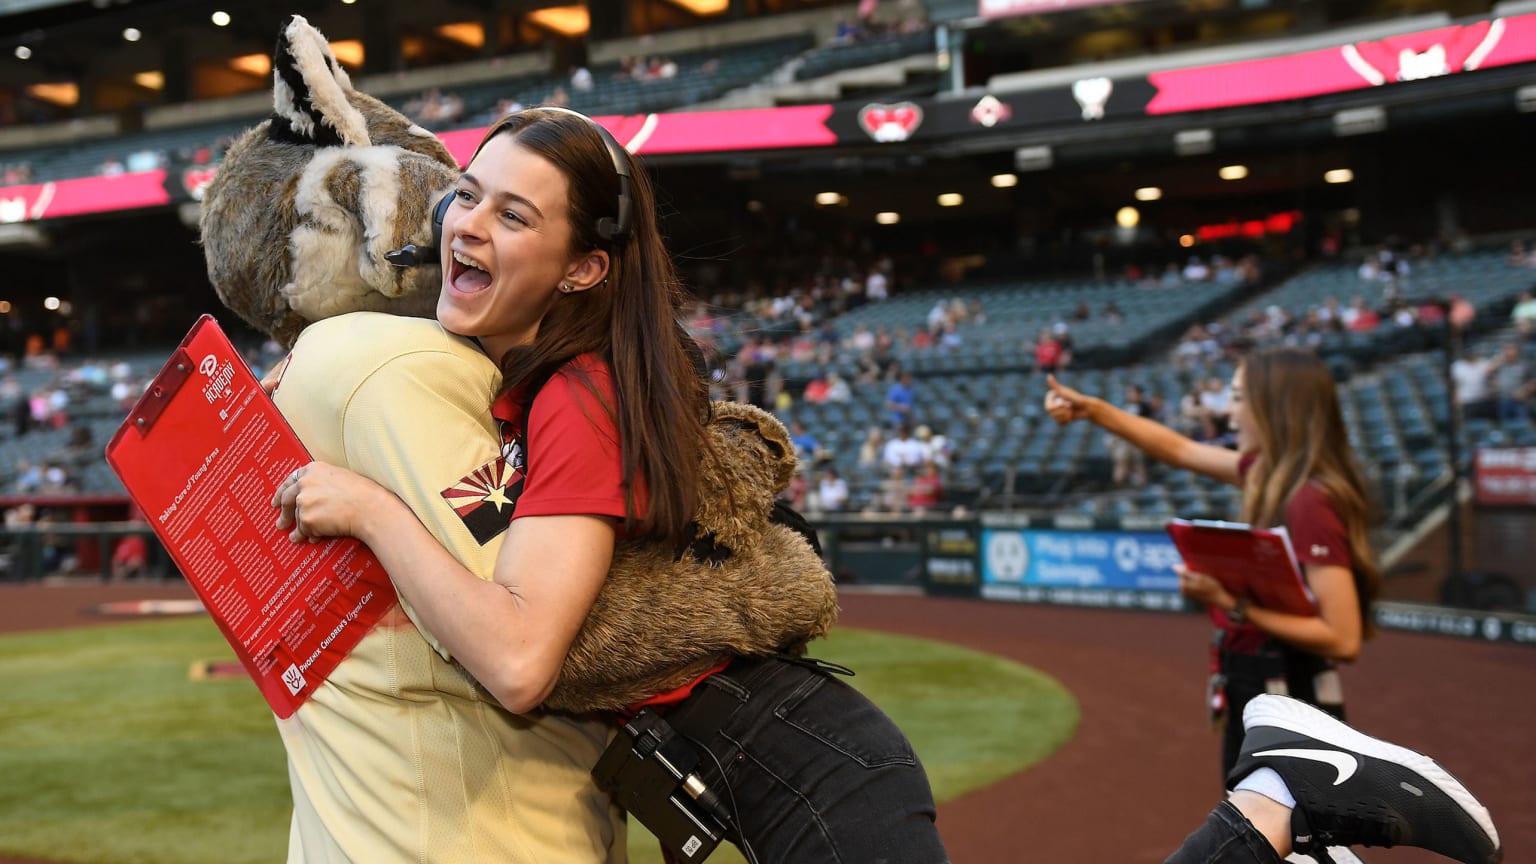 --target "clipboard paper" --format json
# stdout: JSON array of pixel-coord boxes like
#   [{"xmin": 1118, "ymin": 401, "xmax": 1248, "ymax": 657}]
[
  {"xmin": 106, "ymin": 315, "xmax": 397, "ymax": 718},
  {"xmin": 1165, "ymin": 518, "xmax": 1316, "ymax": 617}
]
